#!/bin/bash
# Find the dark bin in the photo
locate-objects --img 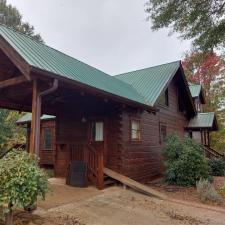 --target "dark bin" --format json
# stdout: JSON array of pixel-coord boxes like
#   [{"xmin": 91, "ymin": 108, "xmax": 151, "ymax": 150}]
[{"xmin": 68, "ymin": 161, "xmax": 88, "ymax": 187}]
